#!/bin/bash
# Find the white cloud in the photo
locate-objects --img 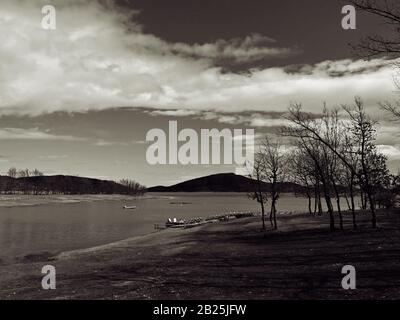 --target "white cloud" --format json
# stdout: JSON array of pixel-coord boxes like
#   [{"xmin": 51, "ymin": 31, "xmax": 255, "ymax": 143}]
[
  {"xmin": 38, "ymin": 154, "xmax": 69, "ymax": 160},
  {"xmin": 249, "ymin": 117, "xmax": 291, "ymax": 127},
  {"xmin": 196, "ymin": 111, "xmax": 290, "ymax": 127},
  {"xmin": 148, "ymin": 109, "xmax": 200, "ymax": 117},
  {"xmin": 93, "ymin": 140, "xmax": 129, "ymax": 146},
  {"xmin": 0, "ymin": 127, "xmax": 84, "ymax": 141},
  {"xmin": 0, "ymin": 0, "xmax": 398, "ymax": 119},
  {"xmin": 169, "ymin": 33, "xmax": 297, "ymax": 62}
]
